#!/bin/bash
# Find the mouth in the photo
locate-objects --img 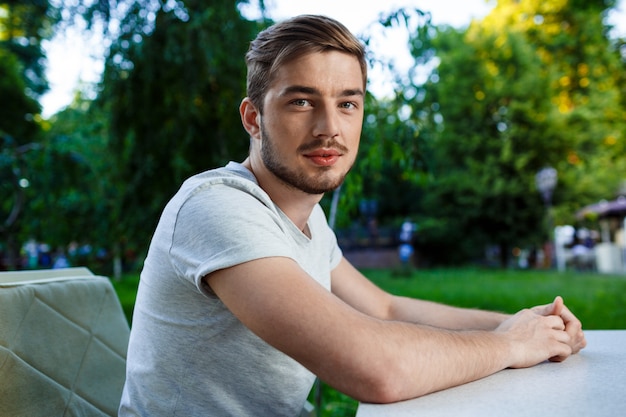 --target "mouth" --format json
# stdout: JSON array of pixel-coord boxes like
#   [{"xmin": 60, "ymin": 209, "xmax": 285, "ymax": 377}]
[{"xmin": 303, "ymin": 148, "xmax": 342, "ymax": 167}]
